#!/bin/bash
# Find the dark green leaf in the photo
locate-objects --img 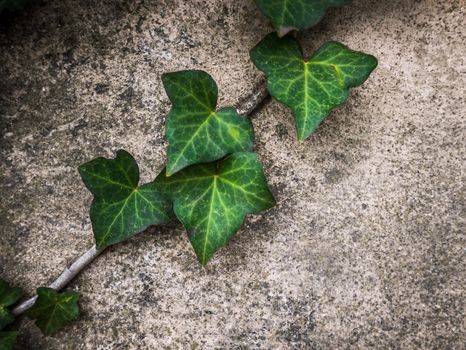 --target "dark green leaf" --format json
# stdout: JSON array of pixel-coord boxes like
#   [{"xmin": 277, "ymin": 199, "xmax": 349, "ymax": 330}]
[
  {"xmin": 0, "ymin": 332, "xmax": 17, "ymax": 350},
  {"xmin": 27, "ymin": 288, "xmax": 79, "ymax": 336},
  {"xmin": 0, "ymin": 309, "xmax": 12, "ymax": 333},
  {"xmin": 0, "ymin": 280, "xmax": 22, "ymax": 307},
  {"xmin": 163, "ymin": 70, "xmax": 254, "ymax": 176},
  {"xmin": 154, "ymin": 152, "xmax": 275, "ymax": 265},
  {"xmin": 0, "ymin": 279, "xmax": 22, "ymax": 330},
  {"xmin": 255, "ymin": 0, "xmax": 352, "ymax": 36},
  {"xmin": 251, "ymin": 33, "xmax": 377, "ymax": 141},
  {"xmin": 79, "ymin": 150, "xmax": 173, "ymax": 249}
]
